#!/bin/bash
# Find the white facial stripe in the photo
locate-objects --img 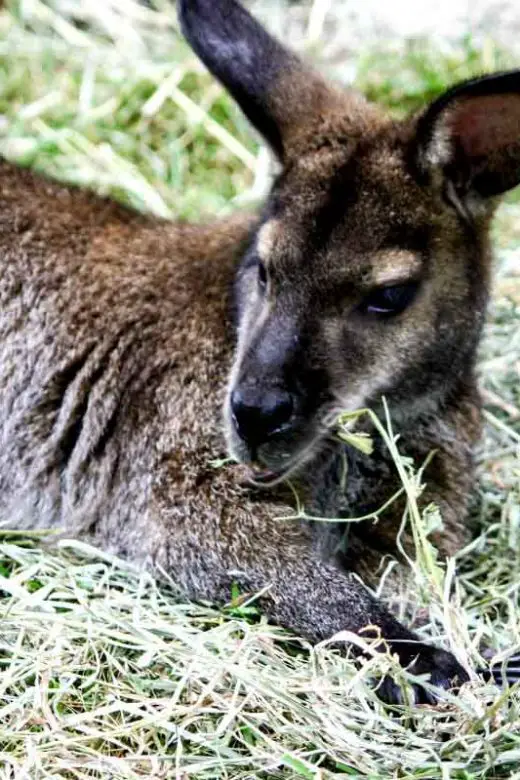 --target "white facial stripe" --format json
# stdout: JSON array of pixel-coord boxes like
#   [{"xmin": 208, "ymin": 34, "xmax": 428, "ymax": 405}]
[
  {"xmin": 256, "ymin": 219, "xmax": 280, "ymax": 261},
  {"xmin": 371, "ymin": 250, "xmax": 421, "ymax": 287}
]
